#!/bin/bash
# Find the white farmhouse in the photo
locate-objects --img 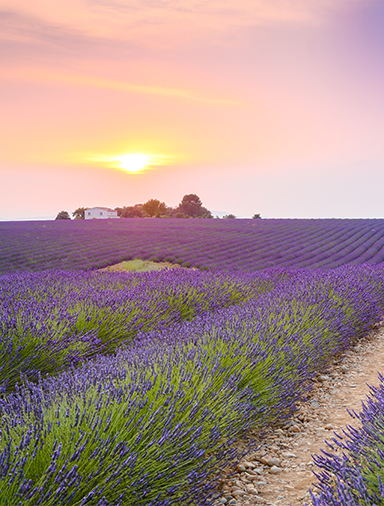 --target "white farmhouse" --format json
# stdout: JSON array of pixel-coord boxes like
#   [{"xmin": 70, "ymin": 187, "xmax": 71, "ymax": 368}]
[{"xmin": 85, "ymin": 207, "xmax": 119, "ymax": 220}]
